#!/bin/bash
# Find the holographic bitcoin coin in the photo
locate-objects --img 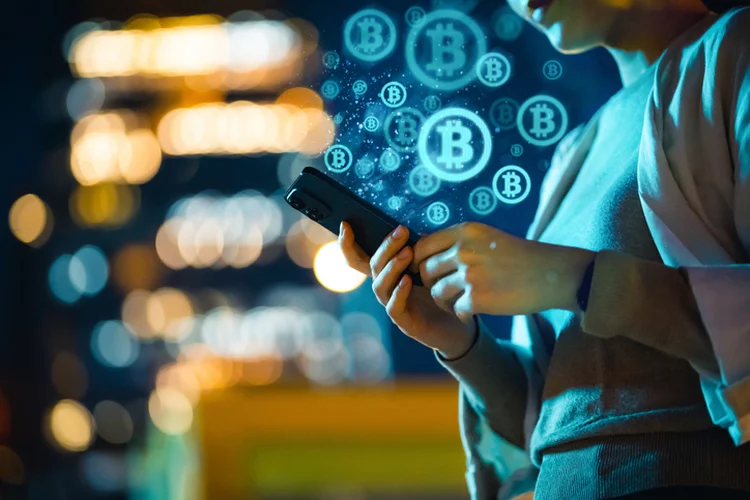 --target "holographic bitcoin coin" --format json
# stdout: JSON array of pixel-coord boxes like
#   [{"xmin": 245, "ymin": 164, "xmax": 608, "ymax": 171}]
[
  {"xmin": 344, "ymin": 9, "xmax": 397, "ymax": 63},
  {"xmin": 492, "ymin": 165, "xmax": 531, "ymax": 204},
  {"xmin": 324, "ymin": 144, "xmax": 353, "ymax": 173},
  {"xmin": 380, "ymin": 81, "xmax": 407, "ymax": 108},
  {"xmin": 517, "ymin": 95, "xmax": 568, "ymax": 147},
  {"xmin": 384, "ymin": 107, "xmax": 425, "ymax": 153}
]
